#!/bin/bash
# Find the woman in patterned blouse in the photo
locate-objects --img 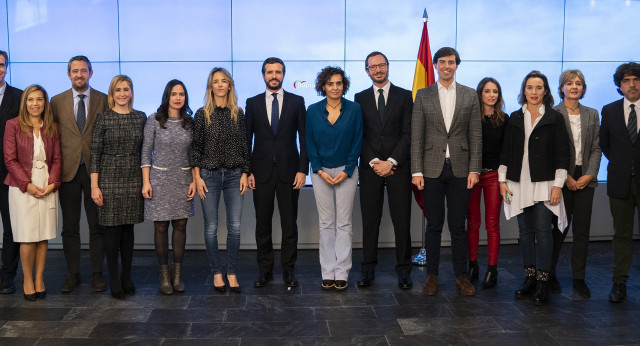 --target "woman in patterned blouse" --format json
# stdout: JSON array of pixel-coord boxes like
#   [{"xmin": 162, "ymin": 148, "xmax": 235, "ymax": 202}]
[{"xmin": 190, "ymin": 67, "xmax": 249, "ymax": 293}]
